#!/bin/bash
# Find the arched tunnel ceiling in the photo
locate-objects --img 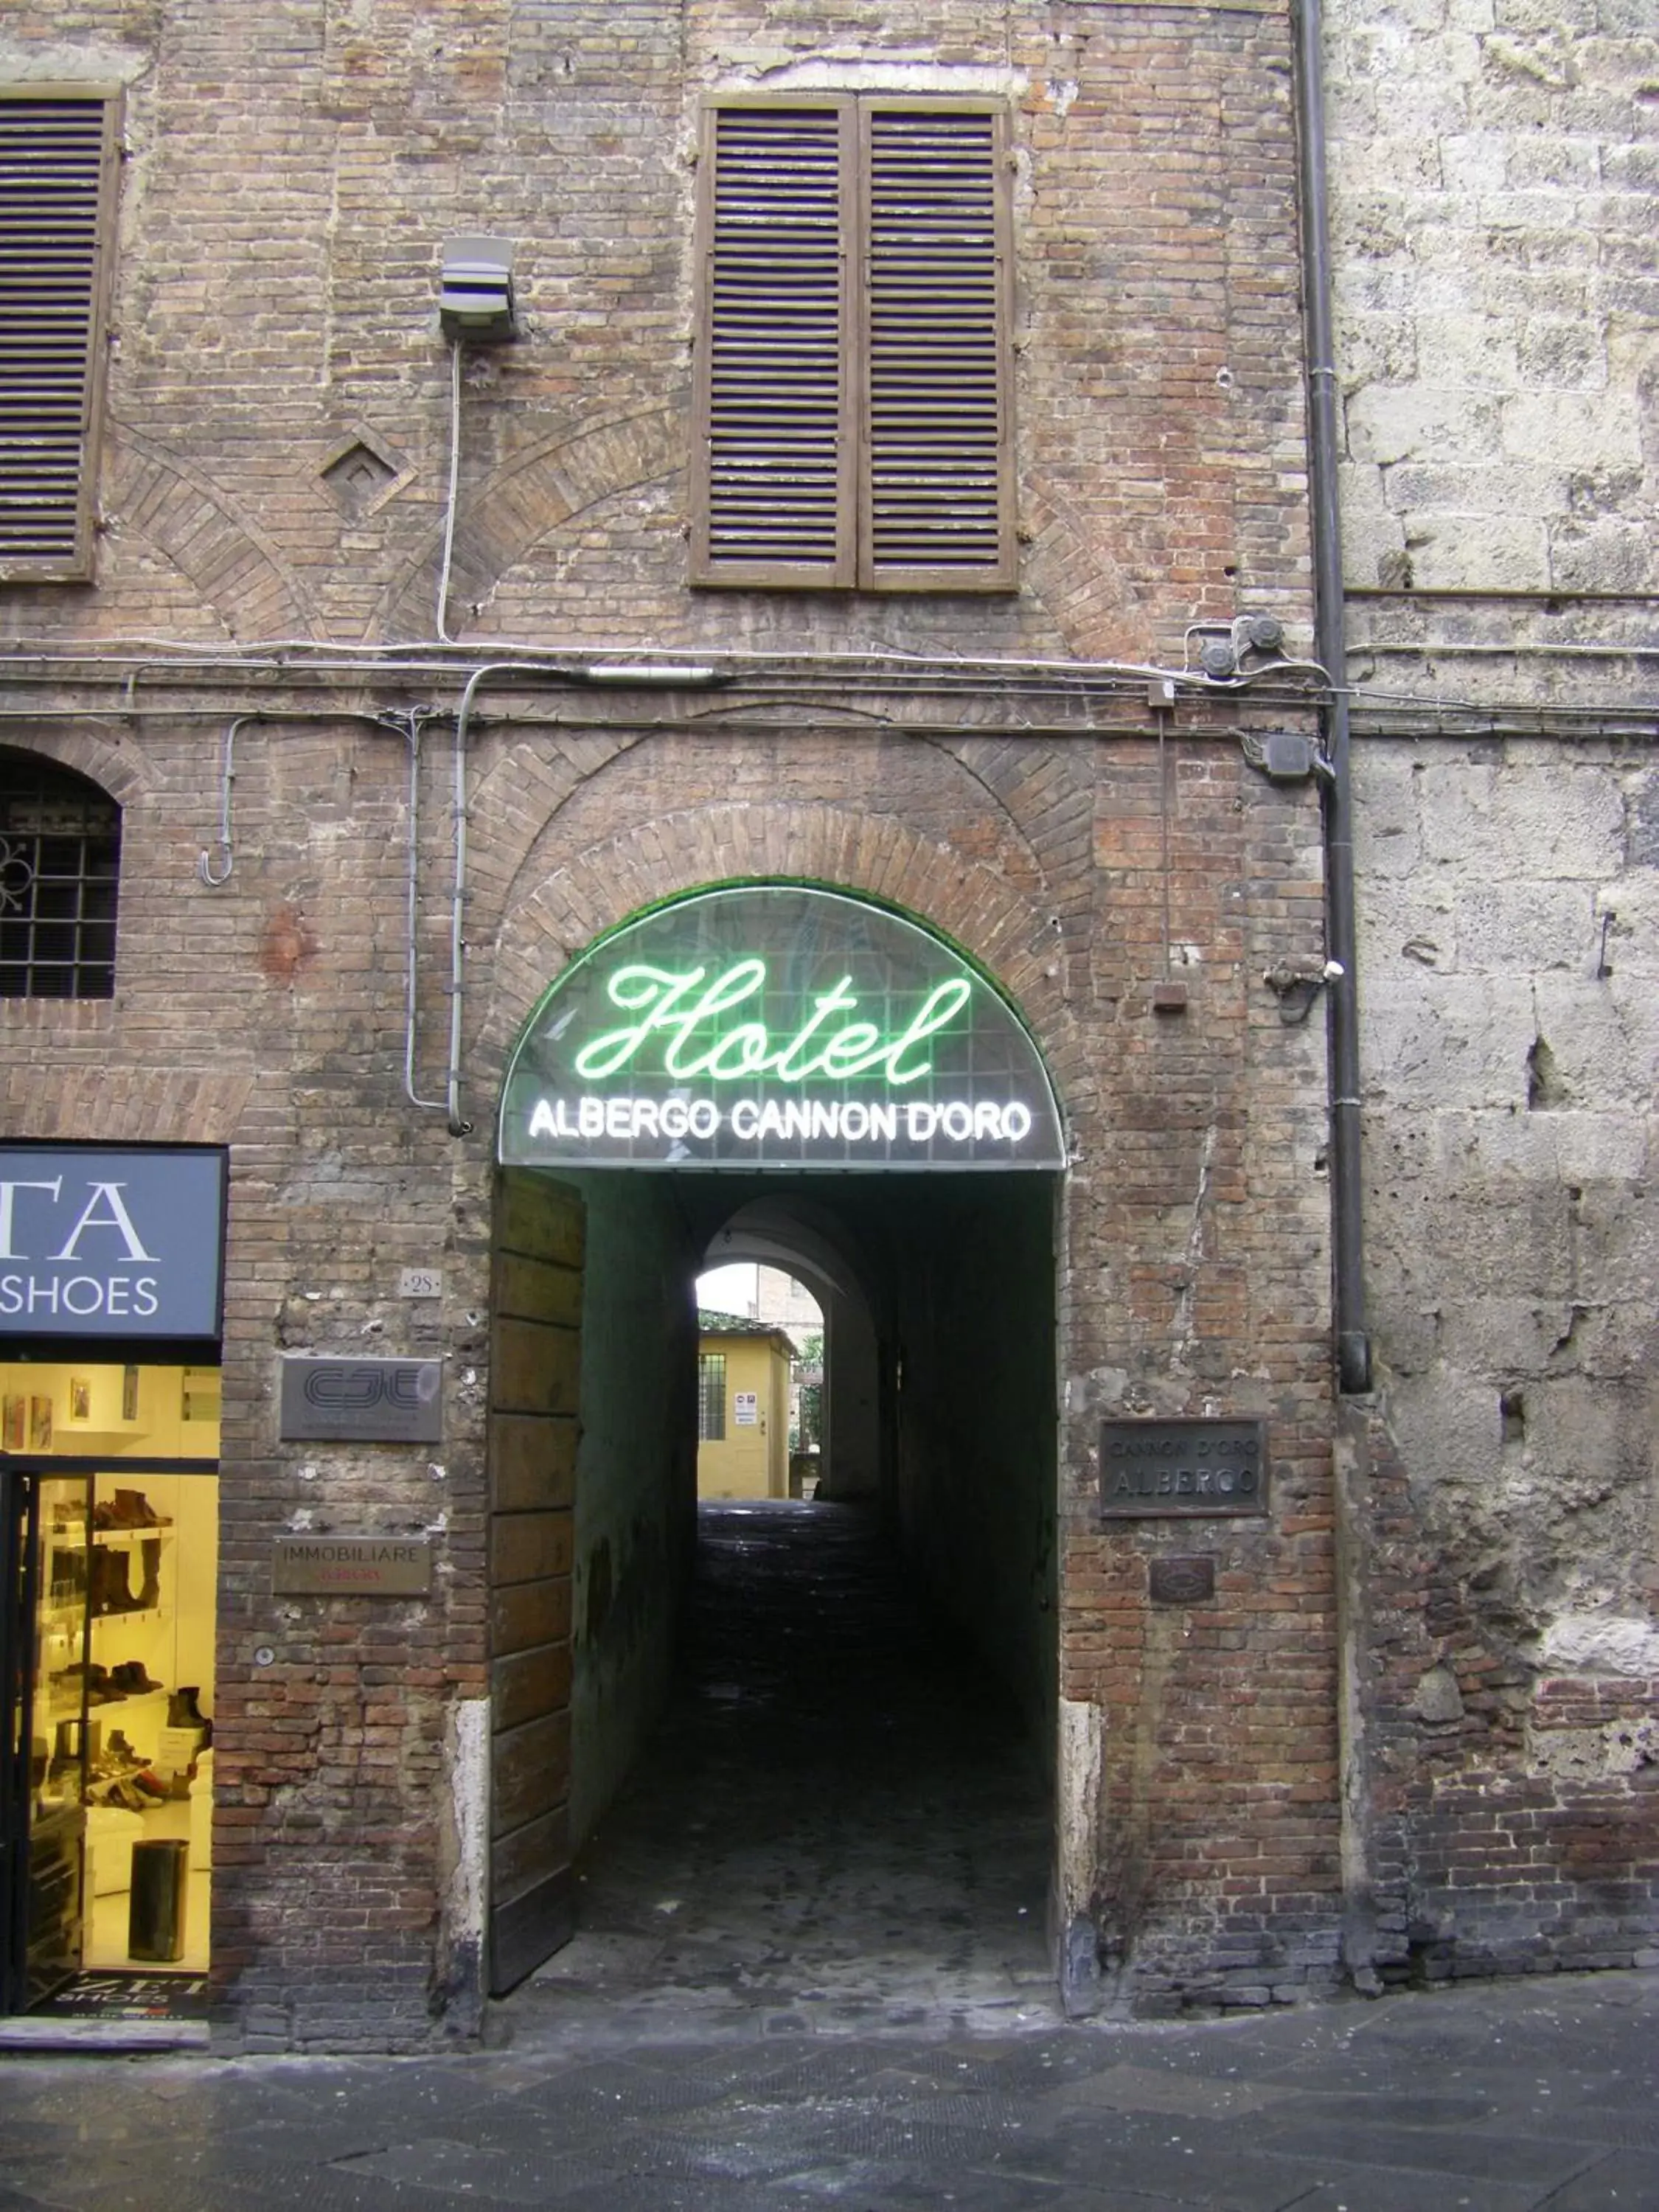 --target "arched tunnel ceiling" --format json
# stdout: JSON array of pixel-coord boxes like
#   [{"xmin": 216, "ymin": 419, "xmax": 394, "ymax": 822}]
[{"xmin": 699, "ymin": 1197, "xmax": 866, "ymax": 1311}]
